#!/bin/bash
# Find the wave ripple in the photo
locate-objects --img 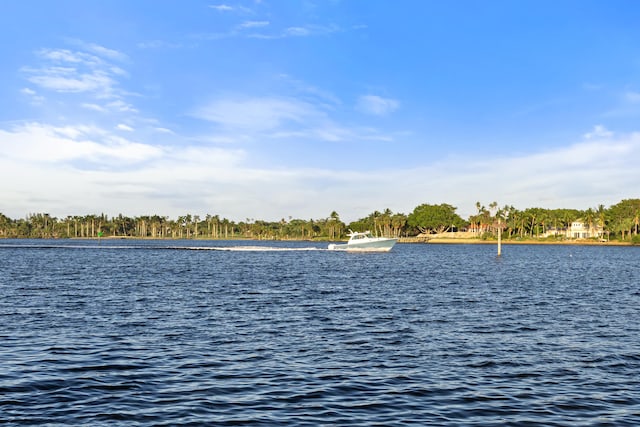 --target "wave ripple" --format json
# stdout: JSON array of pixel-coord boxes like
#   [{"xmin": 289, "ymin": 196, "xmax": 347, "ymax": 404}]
[{"xmin": 1, "ymin": 241, "xmax": 640, "ymax": 425}]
